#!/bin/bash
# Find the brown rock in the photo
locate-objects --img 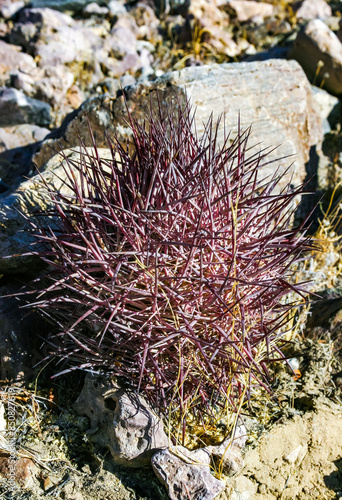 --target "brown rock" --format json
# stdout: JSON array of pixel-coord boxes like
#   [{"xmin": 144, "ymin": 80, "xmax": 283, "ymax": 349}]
[
  {"xmin": 288, "ymin": 19, "xmax": 342, "ymax": 96},
  {"xmin": 0, "ymin": 457, "xmax": 38, "ymax": 489}
]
